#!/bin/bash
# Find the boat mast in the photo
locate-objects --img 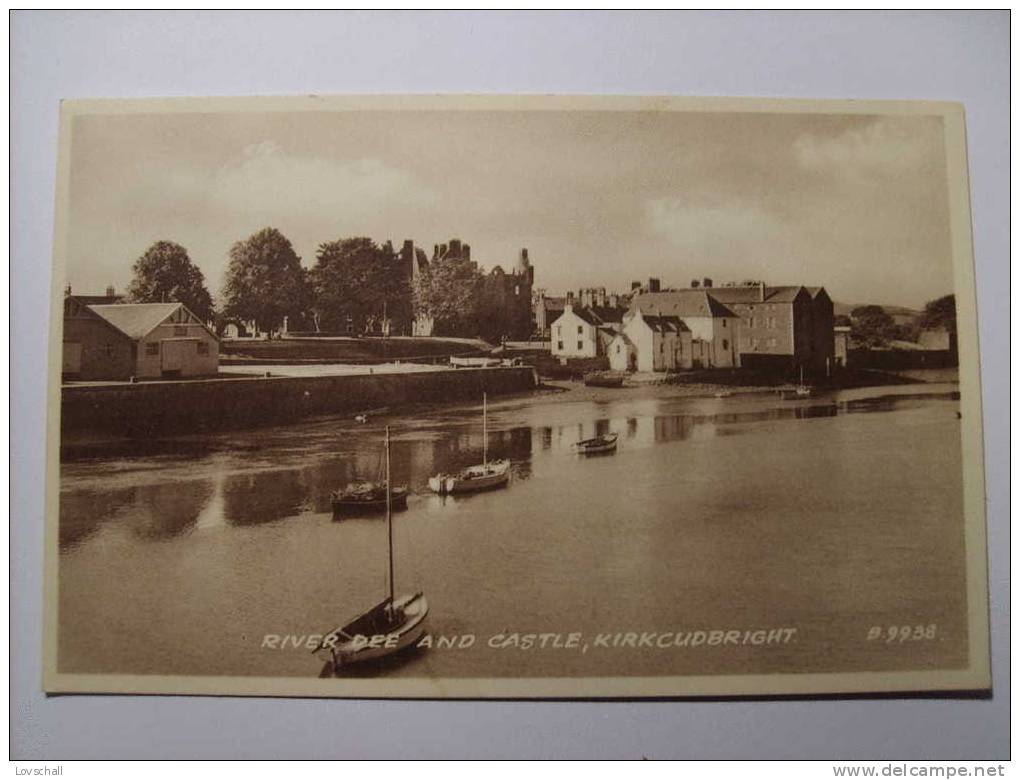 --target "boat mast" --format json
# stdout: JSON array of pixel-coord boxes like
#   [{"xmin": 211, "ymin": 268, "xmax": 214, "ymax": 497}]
[
  {"xmin": 482, "ymin": 392, "xmax": 488, "ymax": 465},
  {"xmin": 385, "ymin": 425, "xmax": 394, "ymax": 607}
]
